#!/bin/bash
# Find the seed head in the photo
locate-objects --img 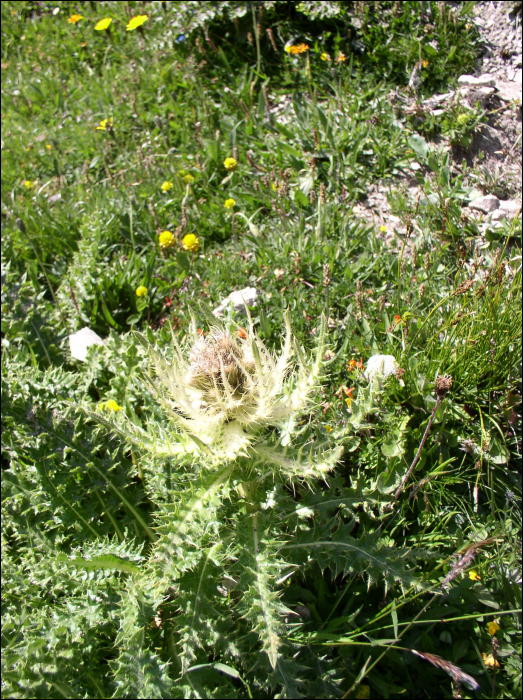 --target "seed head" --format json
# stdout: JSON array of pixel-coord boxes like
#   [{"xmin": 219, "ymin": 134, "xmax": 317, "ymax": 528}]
[{"xmin": 435, "ymin": 374, "xmax": 453, "ymax": 397}]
